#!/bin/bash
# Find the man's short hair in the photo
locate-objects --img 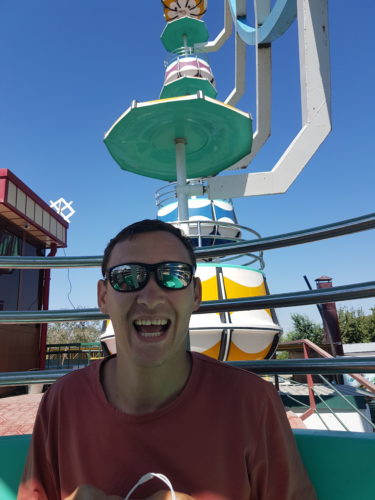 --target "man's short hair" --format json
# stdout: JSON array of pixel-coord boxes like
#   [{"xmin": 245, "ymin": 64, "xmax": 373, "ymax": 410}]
[{"xmin": 101, "ymin": 219, "xmax": 196, "ymax": 277}]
